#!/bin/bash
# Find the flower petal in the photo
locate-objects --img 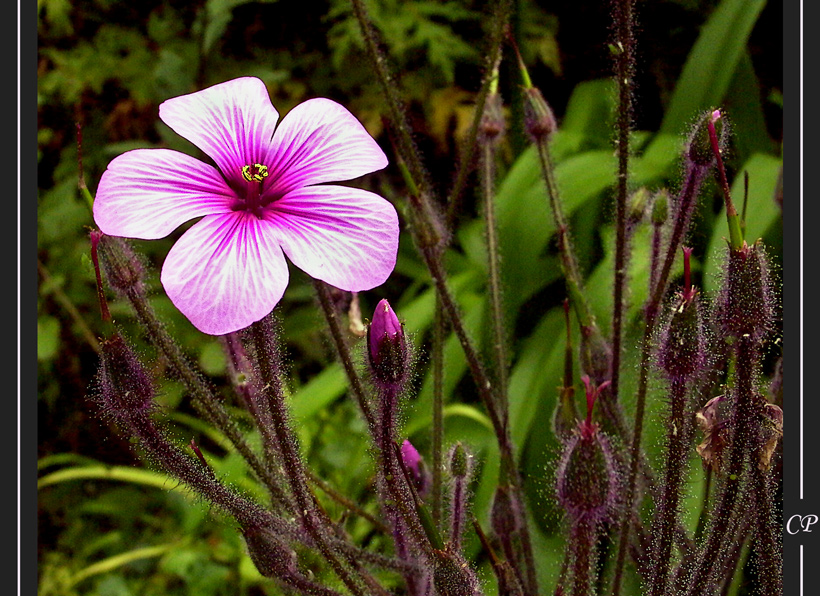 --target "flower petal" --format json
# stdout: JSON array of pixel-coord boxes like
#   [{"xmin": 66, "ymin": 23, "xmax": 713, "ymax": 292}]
[
  {"xmin": 160, "ymin": 211, "xmax": 289, "ymax": 335},
  {"xmin": 93, "ymin": 149, "xmax": 235, "ymax": 239},
  {"xmin": 265, "ymin": 98, "xmax": 387, "ymax": 195},
  {"xmin": 159, "ymin": 77, "xmax": 280, "ymax": 181},
  {"xmin": 268, "ymin": 186, "xmax": 399, "ymax": 291}
]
